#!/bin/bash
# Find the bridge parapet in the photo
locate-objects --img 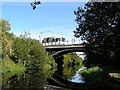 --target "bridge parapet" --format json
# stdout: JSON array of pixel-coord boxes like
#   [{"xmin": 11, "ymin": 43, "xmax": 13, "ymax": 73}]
[
  {"xmin": 42, "ymin": 38, "xmax": 84, "ymax": 46},
  {"xmin": 44, "ymin": 44, "xmax": 86, "ymax": 53},
  {"xmin": 45, "ymin": 44, "xmax": 85, "ymax": 49}
]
